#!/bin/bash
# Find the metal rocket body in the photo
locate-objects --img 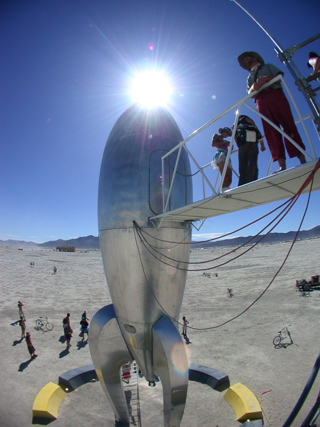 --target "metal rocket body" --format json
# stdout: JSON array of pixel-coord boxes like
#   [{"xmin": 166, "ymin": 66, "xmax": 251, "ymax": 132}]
[{"xmin": 89, "ymin": 104, "xmax": 193, "ymax": 426}]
